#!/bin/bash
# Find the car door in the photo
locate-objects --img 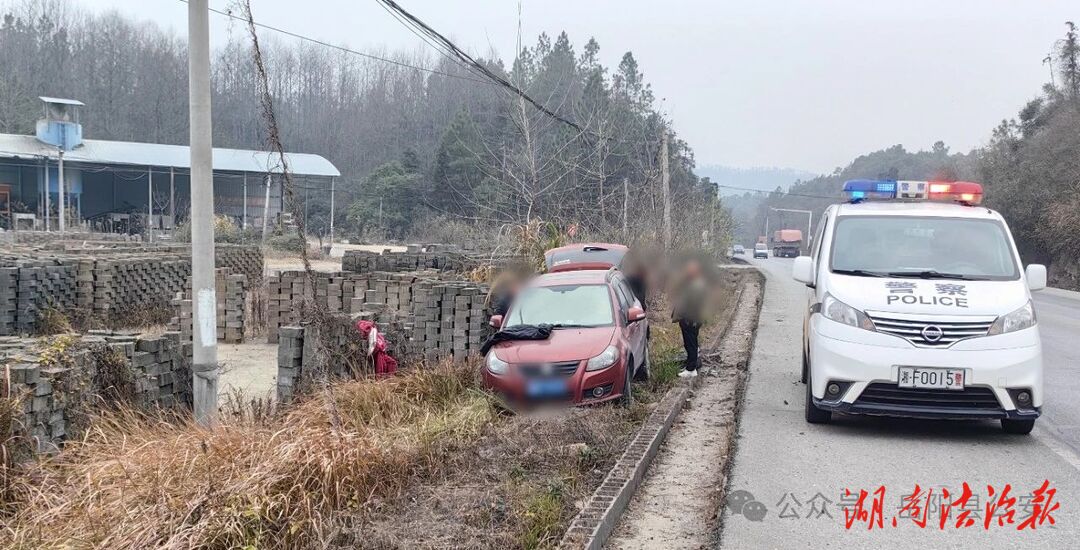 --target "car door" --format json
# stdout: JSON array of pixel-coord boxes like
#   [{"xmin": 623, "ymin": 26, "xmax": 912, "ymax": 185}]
[{"xmin": 611, "ymin": 276, "xmax": 646, "ymax": 365}]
